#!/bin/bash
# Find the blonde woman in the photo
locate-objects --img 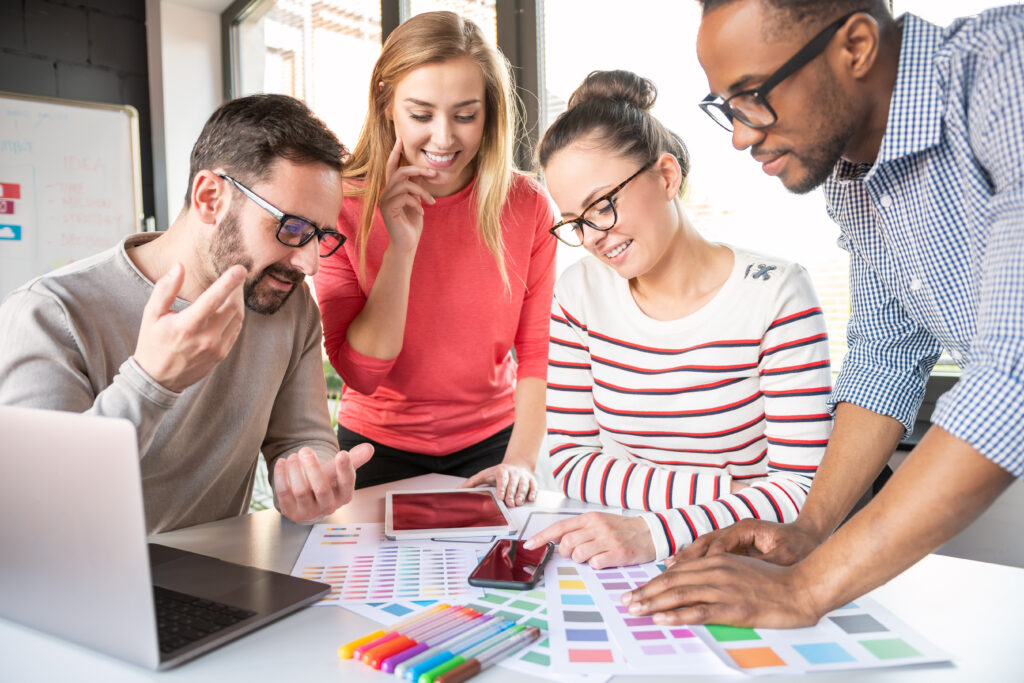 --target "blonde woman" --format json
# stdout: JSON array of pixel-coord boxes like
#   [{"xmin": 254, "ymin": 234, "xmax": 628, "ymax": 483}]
[{"xmin": 314, "ymin": 12, "xmax": 556, "ymax": 506}]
